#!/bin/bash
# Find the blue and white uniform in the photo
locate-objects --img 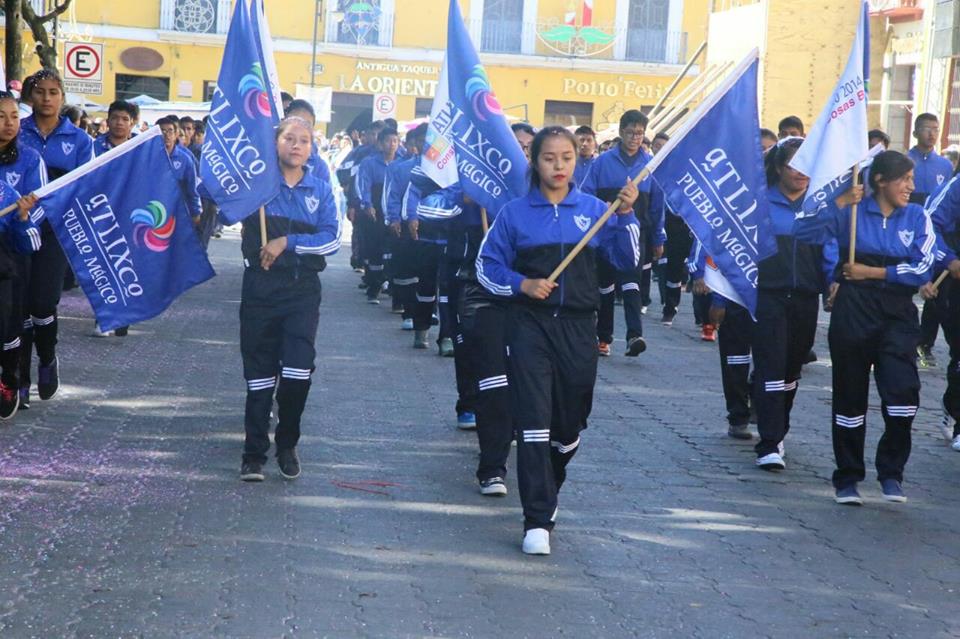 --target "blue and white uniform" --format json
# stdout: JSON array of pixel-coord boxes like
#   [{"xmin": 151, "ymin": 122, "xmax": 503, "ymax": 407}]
[
  {"xmin": 477, "ymin": 185, "xmax": 639, "ymax": 534},
  {"xmin": 908, "ymin": 147, "xmax": 953, "ymax": 204},
  {"xmin": 167, "ymin": 144, "xmax": 202, "ymax": 220},
  {"xmin": 801, "ymin": 195, "xmax": 935, "ymax": 490},
  {"xmin": 239, "ymin": 169, "xmax": 341, "ymax": 467},
  {"xmin": 18, "ymin": 115, "xmax": 94, "ymax": 401}
]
